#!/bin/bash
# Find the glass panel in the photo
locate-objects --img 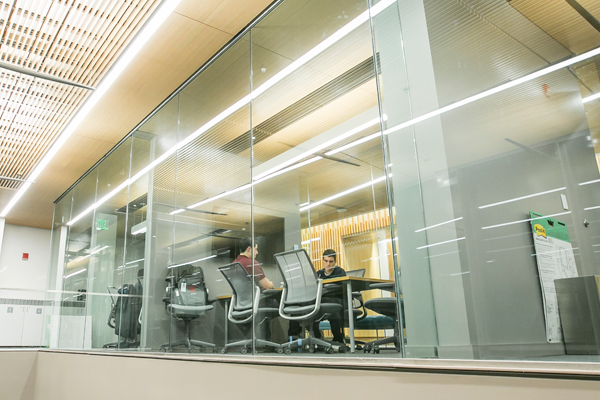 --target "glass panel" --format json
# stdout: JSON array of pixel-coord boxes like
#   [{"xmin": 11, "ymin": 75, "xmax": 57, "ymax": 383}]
[
  {"xmin": 90, "ymin": 138, "xmax": 133, "ymax": 350},
  {"xmin": 62, "ymin": 168, "xmax": 99, "ymax": 349},
  {"xmin": 374, "ymin": 0, "xmax": 600, "ymax": 361},
  {"xmin": 166, "ymin": 34, "xmax": 252, "ymax": 354},
  {"xmin": 44, "ymin": 191, "xmax": 73, "ymax": 348},
  {"xmin": 251, "ymin": 0, "xmax": 397, "ymax": 356}
]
